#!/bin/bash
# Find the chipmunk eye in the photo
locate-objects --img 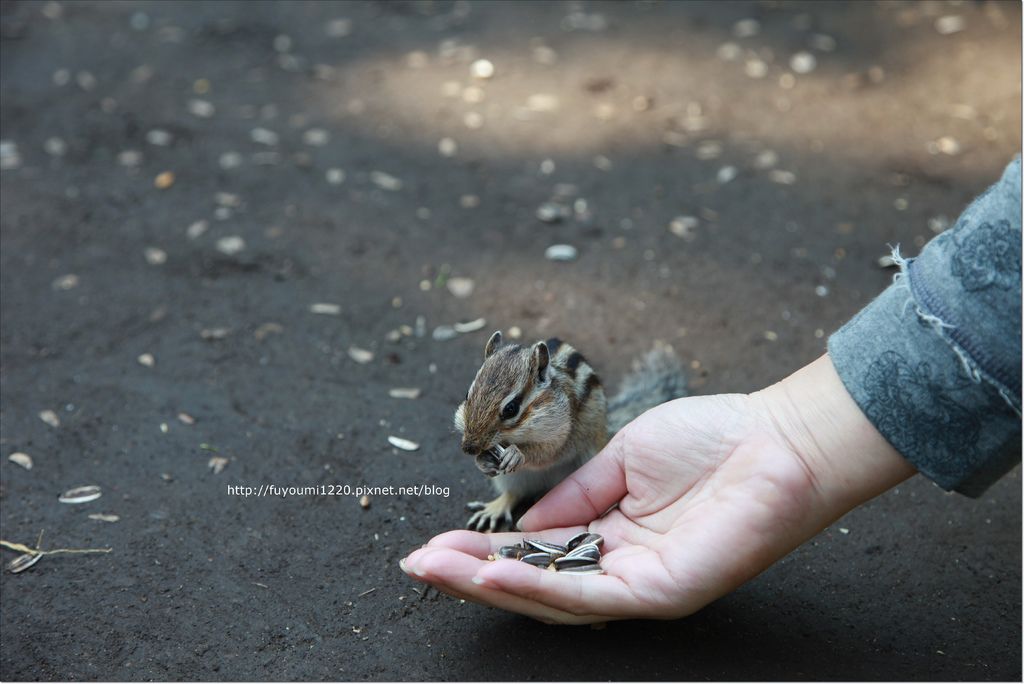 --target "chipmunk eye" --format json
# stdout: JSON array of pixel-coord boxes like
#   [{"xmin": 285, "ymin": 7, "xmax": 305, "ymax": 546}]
[{"xmin": 500, "ymin": 397, "xmax": 521, "ymax": 421}]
